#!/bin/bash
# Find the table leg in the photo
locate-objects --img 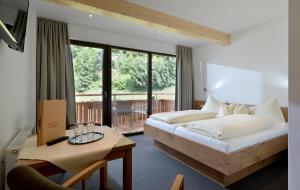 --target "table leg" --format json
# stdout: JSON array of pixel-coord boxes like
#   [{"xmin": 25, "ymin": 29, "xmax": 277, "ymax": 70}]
[
  {"xmin": 100, "ymin": 165, "xmax": 107, "ymax": 189},
  {"xmin": 123, "ymin": 149, "xmax": 132, "ymax": 190},
  {"xmin": 82, "ymin": 180, "xmax": 86, "ymax": 190}
]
